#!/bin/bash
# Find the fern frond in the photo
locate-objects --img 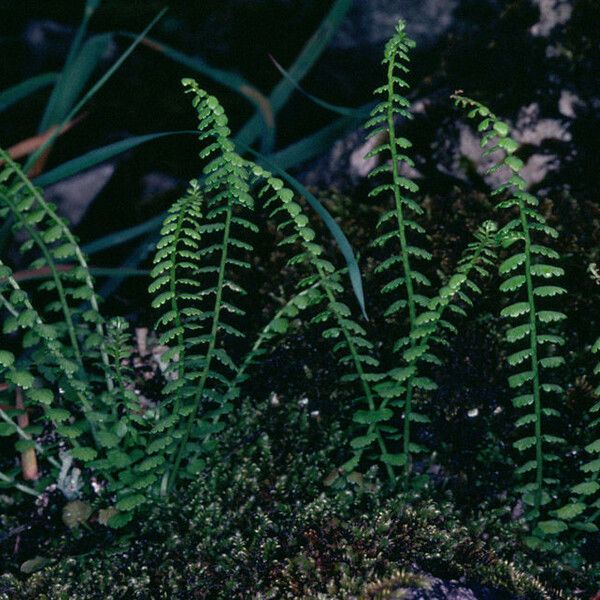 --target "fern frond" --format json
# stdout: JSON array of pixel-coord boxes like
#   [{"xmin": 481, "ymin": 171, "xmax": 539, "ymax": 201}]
[
  {"xmin": 362, "ymin": 221, "xmax": 499, "ymax": 470},
  {"xmin": 551, "ymin": 338, "xmax": 600, "ymax": 532},
  {"xmin": 149, "ymin": 180, "xmax": 204, "ymax": 465},
  {"xmin": 250, "ymin": 165, "xmax": 397, "ymax": 482},
  {"xmin": 0, "ymin": 259, "xmax": 101, "ymax": 464},
  {"xmin": 366, "ymin": 20, "xmax": 436, "ymax": 478},
  {"xmin": 160, "ymin": 80, "xmax": 257, "ymax": 490},
  {"xmin": 225, "ymin": 282, "xmax": 324, "ymax": 403},
  {"xmin": 0, "ymin": 149, "xmax": 110, "ymax": 385},
  {"xmin": 85, "ymin": 317, "xmax": 159, "ymax": 527},
  {"xmin": 453, "ymin": 93, "xmax": 566, "ymax": 519}
]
